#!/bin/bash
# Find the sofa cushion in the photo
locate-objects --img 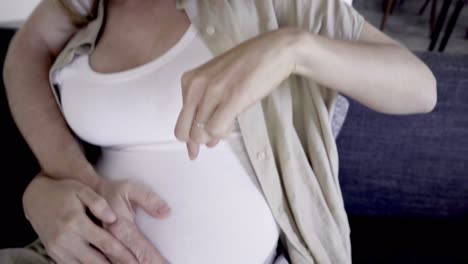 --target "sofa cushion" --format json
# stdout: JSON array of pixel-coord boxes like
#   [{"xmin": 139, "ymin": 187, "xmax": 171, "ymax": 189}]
[{"xmin": 337, "ymin": 52, "xmax": 468, "ymax": 218}]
